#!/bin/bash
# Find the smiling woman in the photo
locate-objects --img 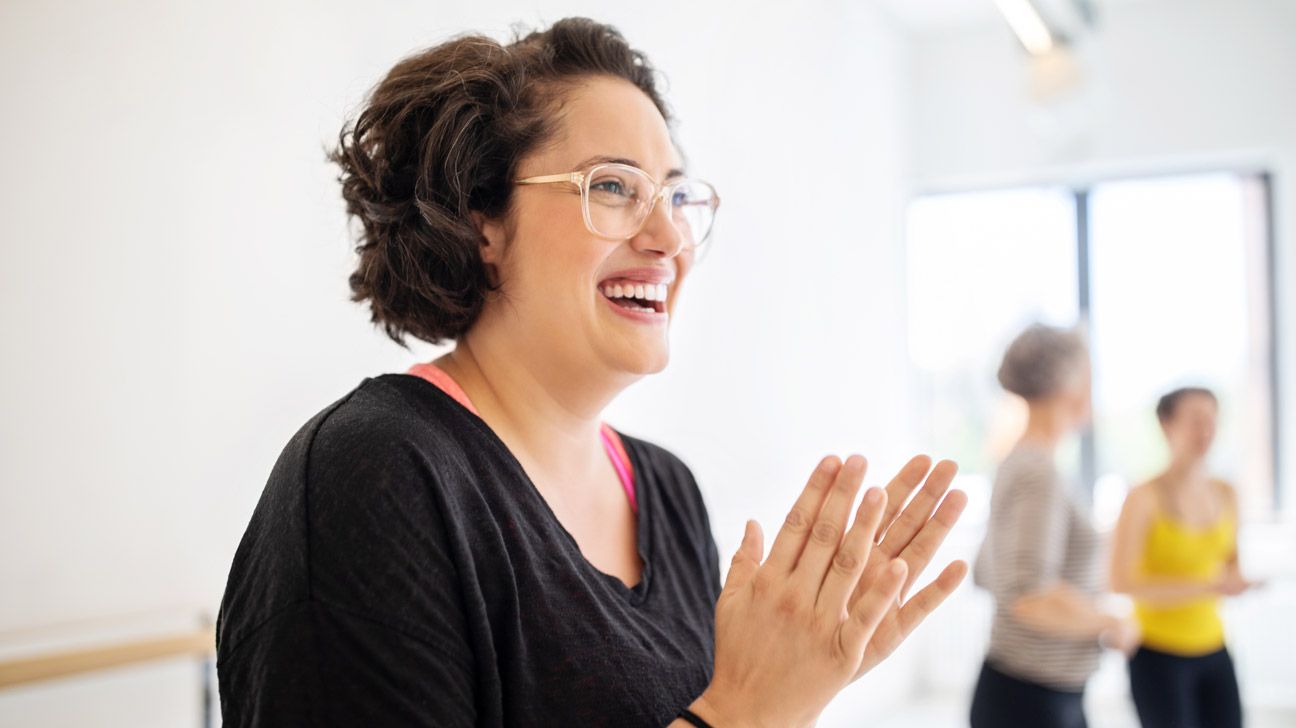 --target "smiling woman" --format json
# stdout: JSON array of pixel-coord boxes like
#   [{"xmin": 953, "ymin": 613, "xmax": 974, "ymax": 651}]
[{"xmin": 214, "ymin": 17, "xmax": 968, "ymax": 728}]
